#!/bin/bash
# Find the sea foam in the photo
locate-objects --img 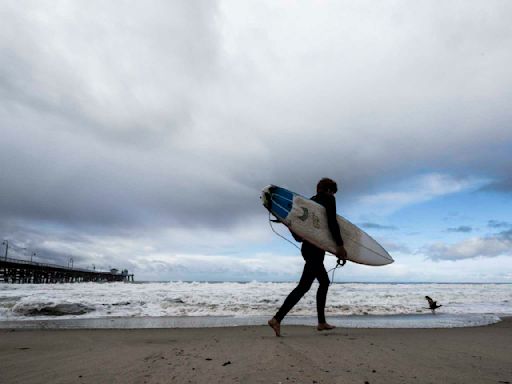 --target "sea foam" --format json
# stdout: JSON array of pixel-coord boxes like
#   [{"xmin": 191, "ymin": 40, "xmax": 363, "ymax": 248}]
[{"xmin": 0, "ymin": 282, "xmax": 510, "ymax": 328}]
